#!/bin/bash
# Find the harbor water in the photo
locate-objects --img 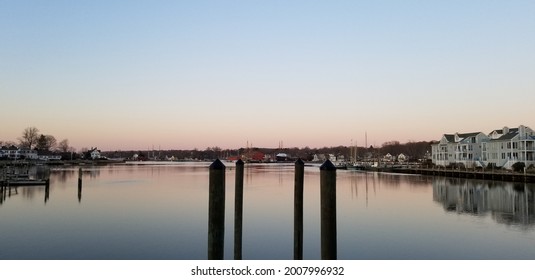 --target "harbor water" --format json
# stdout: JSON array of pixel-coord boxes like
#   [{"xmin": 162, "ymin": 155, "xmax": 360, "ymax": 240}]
[{"xmin": 1, "ymin": 162, "xmax": 534, "ymax": 259}]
